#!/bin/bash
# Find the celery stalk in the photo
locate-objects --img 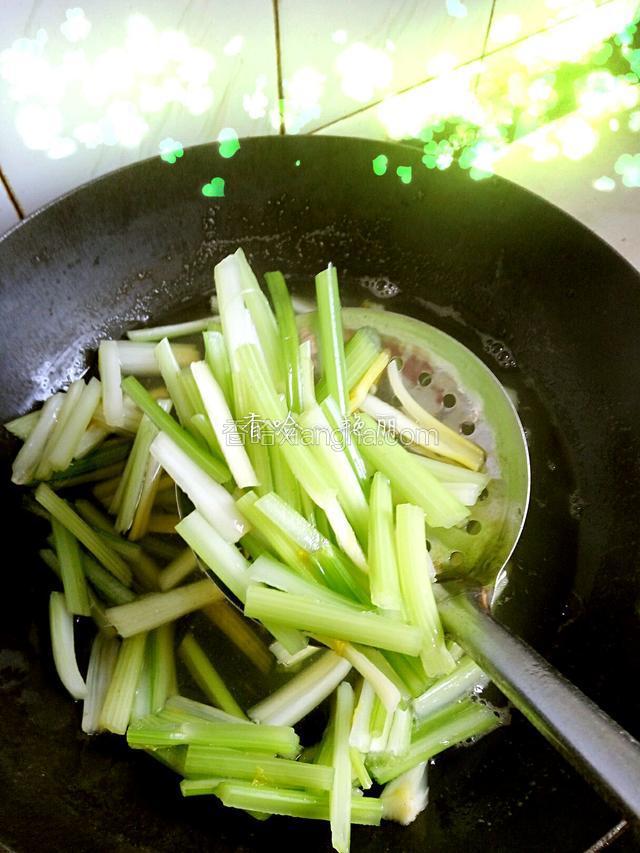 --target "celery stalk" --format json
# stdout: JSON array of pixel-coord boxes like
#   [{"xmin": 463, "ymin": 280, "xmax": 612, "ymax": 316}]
[
  {"xmin": 49, "ymin": 591, "xmax": 87, "ymax": 700},
  {"xmin": 249, "ymin": 650, "xmax": 352, "ymax": 726},
  {"xmin": 396, "ymin": 504, "xmax": 454, "ymax": 677},
  {"xmin": 36, "ymin": 484, "xmax": 132, "ymax": 585},
  {"xmin": 82, "ymin": 632, "xmax": 120, "ymax": 734},
  {"xmin": 51, "ymin": 518, "xmax": 91, "ymax": 617},
  {"xmin": 179, "ymin": 633, "xmax": 246, "ymax": 719},
  {"xmin": 4, "ymin": 409, "xmax": 40, "ymax": 440},
  {"xmin": 215, "ymin": 783, "xmax": 382, "ymax": 825},
  {"xmin": 149, "ymin": 623, "xmax": 177, "ymax": 713},
  {"xmin": 413, "ymin": 656, "xmax": 488, "ymax": 722},
  {"xmin": 127, "ymin": 316, "xmax": 218, "ymax": 342},
  {"xmin": 11, "ymin": 393, "xmax": 64, "ymax": 484},
  {"xmin": 265, "ymin": 270, "xmax": 302, "ymax": 412},
  {"xmin": 151, "ymin": 433, "xmax": 246, "ymax": 542},
  {"xmin": 368, "ymin": 699, "xmax": 504, "ymax": 783},
  {"xmin": 106, "ymin": 579, "xmax": 222, "ymax": 637},
  {"xmin": 354, "ymin": 413, "xmax": 469, "ymax": 529},
  {"xmin": 203, "ymin": 331, "xmax": 234, "ymax": 412},
  {"xmin": 99, "ymin": 632, "xmax": 147, "ymax": 734},
  {"xmin": 315, "ymin": 264, "xmax": 349, "ymax": 417},
  {"xmin": 245, "ymin": 586, "xmax": 423, "ymax": 656},
  {"xmin": 368, "ymin": 472, "xmax": 403, "ymax": 613},
  {"xmin": 49, "ymin": 378, "xmax": 102, "ymax": 472},
  {"xmin": 331, "ymin": 681, "xmax": 354, "ymax": 853},
  {"xmin": 175, "ymin": 510, "xmax": 250, "ymax": 603},
  {"xmin": 122, "ymin": 376, "xmax": 230, "ymax": 483},
  {"xmin": 191, "ymin": 360, "xmax": 258, "ymax": 488},
  {"xmin": 380, "ymin": 762, "xmax": 428, "ymax": 825},
  {"xmin": 117, "ymin": 341, "xmax": 199, "ymax": 376},
  {"xmin": 185, "ymin": 748, "xmax": 334, "ymax": 790},
  {"xmin": 158, "ymin": 548, "xmax": 198, "ymax": 591},
  {"xmin": 203, "ymin": 600, "xmax": 273, "ymax": 675},
  {"xmin": 316, "ymin": 326, "xmax": 381, "ymax": 403},
  {"xmin": 36, "ymin": 380, "xmax": 85, "ymax": 480}
]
